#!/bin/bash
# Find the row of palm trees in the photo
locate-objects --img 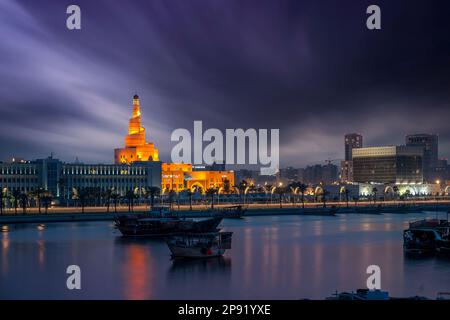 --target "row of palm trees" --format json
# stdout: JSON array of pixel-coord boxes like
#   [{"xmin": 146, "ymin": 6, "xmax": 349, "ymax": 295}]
[
  {"xmin": 161, "ymin": 181, "xmax": 312, "ymax": 210},
  {"xmin": 71, "ymin": 186, "xmax": 162, "ymax": 213},
  {"xmin": 185, "ymin": 182, "xmax": 404, "ymax": 210},
  {"xmin": 160, "ymin": 181, "xmax": 314, "ymax": 210},
  {"xmin": 0, "ymin": 186, "xmax": 163, "ymax": 215},
  {"xmin": 0, "ymin": 182, "xmax": 413, "ymax": 216},
  {"xmin": 0, "ymin": 188, "xmax": 53, "ymax": 216}
]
